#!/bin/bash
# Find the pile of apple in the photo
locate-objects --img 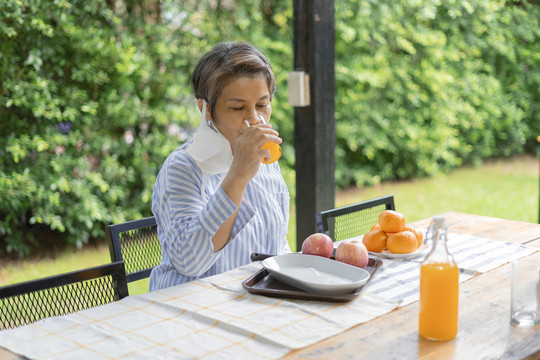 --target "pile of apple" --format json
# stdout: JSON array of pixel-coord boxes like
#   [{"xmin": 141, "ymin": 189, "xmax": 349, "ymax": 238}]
[{"xmin": 301, "ymin": 233, "xmax": 369, "ymax": 269}]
